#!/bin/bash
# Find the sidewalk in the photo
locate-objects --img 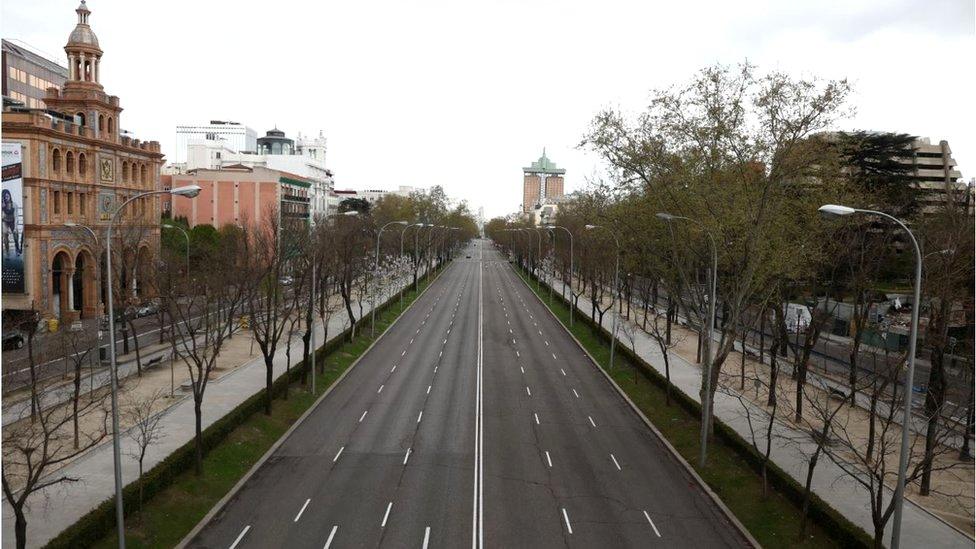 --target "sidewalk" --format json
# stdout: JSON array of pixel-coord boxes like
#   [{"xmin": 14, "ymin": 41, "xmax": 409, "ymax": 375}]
[
  {"xmin": 0, "ymin": 269, "xmax": 425, "ymax": 548},
  {"xmin": 536, "ymin": 270, "xmax": 973, "ymax": 548}
]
